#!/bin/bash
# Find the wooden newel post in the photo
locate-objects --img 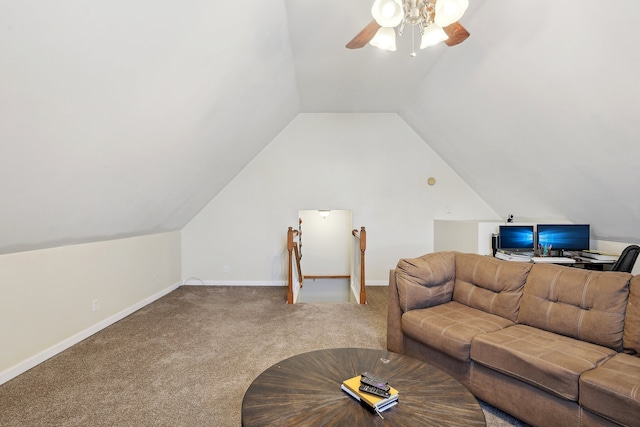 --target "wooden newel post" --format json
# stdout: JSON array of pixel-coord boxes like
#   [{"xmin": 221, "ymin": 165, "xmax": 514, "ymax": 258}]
[
  {"xmin": 287, "ymin": 227, "xmax": 294, "ymax": 304},
  {"xmin": 359, "ymin": 226, "xmax": 366, "ymax": 304}
]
